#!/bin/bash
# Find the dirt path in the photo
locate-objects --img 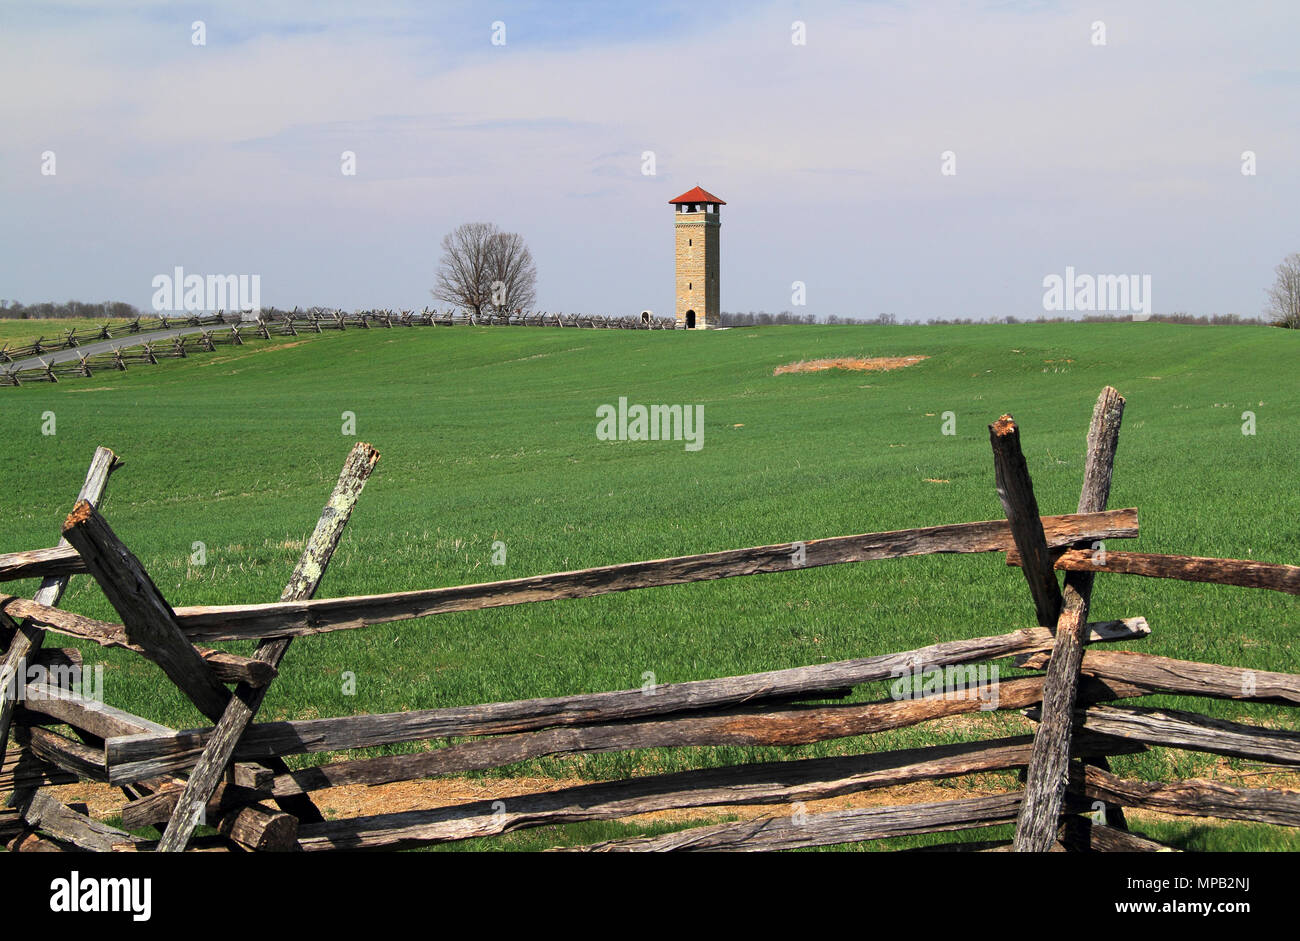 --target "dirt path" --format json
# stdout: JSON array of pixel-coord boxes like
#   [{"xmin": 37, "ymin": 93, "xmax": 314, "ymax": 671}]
[{"xmin": 774, "ymin": 356, "xmax": 928, "ymax": 375}]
